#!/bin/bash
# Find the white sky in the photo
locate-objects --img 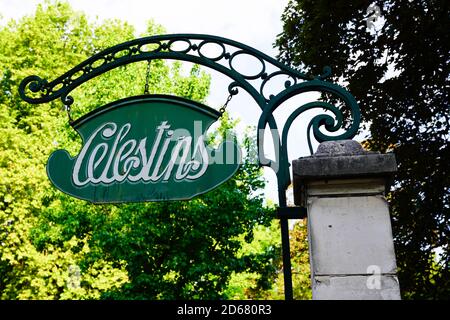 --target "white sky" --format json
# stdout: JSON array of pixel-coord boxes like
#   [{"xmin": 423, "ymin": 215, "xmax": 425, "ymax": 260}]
[
  {"xmin": 0, "ymin": 0, "xmax": 286, "ymax": 52},
  {"xmin": 0, "ymin": 0, "xmax": 367, "ymax": 203}
]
